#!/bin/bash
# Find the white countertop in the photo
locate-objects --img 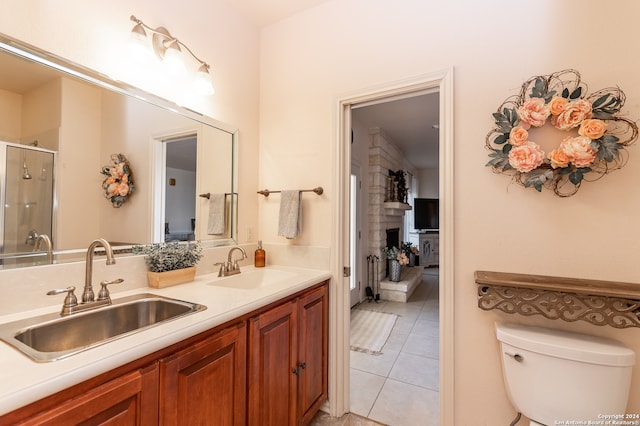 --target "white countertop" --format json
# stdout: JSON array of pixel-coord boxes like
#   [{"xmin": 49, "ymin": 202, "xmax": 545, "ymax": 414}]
[{"xmin": 0, "ymin": 265, "xmax": 331, "ymax": 416}]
